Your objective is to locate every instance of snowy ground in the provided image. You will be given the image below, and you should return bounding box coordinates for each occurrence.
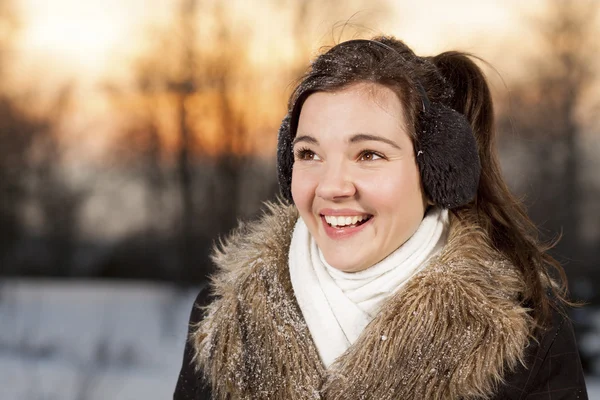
[0,280,199,400]
[0,280,599,400]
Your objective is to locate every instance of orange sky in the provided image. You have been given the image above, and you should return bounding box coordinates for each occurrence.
[12,0,598,241]
[14,0,549,83]
[15,0,170,81]
[10,0,550,162]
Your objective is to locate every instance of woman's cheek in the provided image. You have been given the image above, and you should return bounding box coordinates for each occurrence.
[291,168,316,206]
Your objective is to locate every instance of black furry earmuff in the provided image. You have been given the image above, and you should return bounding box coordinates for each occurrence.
[276,40,481,210]
[276,114,294,203]
[414,103,480,209]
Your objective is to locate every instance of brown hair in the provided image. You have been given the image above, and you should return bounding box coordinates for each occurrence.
[287,36,569,325]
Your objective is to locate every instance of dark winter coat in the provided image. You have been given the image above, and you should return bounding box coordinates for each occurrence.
[174,203,588,399]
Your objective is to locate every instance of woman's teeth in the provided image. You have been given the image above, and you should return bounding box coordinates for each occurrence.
[324,215,370,227]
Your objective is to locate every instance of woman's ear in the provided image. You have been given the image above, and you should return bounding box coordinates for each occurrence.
[421,190,435,207]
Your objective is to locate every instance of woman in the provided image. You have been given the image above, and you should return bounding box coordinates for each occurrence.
[174,37,588,399]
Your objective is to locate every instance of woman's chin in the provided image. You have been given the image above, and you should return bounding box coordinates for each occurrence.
[322,255,369,273]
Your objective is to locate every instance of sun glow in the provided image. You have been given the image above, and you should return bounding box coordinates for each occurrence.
[16,0,171,80]
[27,17,117,69]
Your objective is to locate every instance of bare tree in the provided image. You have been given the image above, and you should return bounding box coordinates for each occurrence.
[106,0,248,282]
[28,86,85,276]
[169,0,200,282]
[0,98,40,274]
[0,0,23,272]
[105,0,392,282]
[1,2,83,277]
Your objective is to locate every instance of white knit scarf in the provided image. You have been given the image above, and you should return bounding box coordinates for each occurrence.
[289,207,449,367]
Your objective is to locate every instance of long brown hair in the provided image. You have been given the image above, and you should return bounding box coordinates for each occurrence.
[287,36,569,325]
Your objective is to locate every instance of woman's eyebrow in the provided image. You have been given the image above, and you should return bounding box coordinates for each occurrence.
[349,133,401,149]
[292,135,319,146]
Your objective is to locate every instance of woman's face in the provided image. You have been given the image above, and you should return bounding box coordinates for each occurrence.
[291,82,427,272]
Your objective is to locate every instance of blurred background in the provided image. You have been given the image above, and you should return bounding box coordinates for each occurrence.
[0,0,598,398]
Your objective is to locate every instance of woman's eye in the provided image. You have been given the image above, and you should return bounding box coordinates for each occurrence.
[358,151,383,161]
[294,148,320,161]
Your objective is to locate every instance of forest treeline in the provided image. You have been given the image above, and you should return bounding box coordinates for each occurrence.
[0,0,598,301]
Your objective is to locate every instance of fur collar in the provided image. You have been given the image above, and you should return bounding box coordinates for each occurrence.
[192,202,533,400]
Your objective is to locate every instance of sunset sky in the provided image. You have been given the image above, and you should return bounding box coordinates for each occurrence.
[13,0,546,85]
[6,0,561,163]
[15,0,170,82]
[5,0,597,240]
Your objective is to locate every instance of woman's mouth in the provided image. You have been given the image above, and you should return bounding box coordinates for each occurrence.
[323,214,372,228]
[320,213,374,239]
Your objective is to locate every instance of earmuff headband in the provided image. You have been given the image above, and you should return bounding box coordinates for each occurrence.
[277,39,481,209]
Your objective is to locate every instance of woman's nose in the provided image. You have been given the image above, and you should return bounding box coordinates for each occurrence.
[315,163,356,200]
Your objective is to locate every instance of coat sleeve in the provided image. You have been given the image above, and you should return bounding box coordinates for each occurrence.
[173,288,213,400]
[494,307,588,400]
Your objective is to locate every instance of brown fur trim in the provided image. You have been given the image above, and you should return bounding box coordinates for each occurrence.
[192,202,533,399]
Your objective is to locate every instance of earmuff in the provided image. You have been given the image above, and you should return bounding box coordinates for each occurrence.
[276,40,481,209]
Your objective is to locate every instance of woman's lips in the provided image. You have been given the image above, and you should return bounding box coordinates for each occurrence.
[320,214,373,239]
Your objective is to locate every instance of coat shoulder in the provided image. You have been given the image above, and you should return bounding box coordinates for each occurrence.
[494,305,588,399]
[173,288,213,400]
[174,202,299,400]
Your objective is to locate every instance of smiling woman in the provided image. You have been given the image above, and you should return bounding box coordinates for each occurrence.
[174,37,588,400]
